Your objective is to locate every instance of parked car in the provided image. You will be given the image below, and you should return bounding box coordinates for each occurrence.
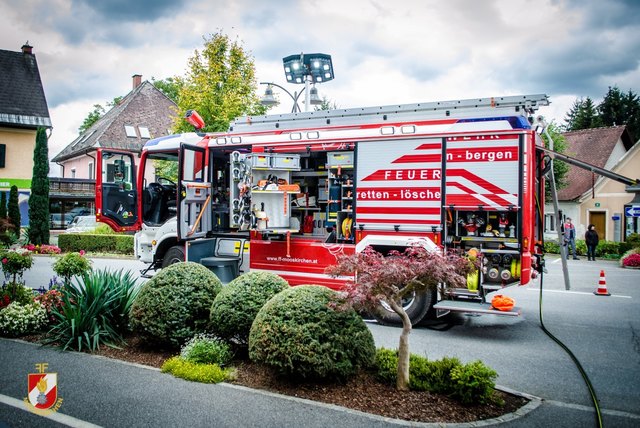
[64,215,97,233]
[50,208,92,228]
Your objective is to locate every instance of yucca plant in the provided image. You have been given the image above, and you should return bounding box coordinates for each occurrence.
[44,269,140,351]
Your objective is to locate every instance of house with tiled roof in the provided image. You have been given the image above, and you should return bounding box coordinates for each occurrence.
[544,126,640,241]
[0,43,51,226]
[49,75,177,228]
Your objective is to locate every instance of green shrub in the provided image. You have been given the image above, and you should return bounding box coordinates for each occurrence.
[52,252,92,284]
[249,285,376,381]
[90,224,116,235]
[44,269,140,351]
[180,334,233,366]
[130,262,222,348]
[0,302,47,337]
[411,356,462,394]
[1,283,36,306]
[543,240,560,254]
[374,348,398,384]
[450,360,498,405]
[545,239,631,258]
[373,349,463,394]
[57,234,134,254]
[596,240,621,257]
[161,356,230,383]
[210,271,289,346]
[626,233,640,248]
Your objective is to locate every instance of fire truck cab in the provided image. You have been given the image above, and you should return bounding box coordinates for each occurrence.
[96,94,549,325]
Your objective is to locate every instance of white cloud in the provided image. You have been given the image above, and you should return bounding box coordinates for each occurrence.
[1,0,639,170]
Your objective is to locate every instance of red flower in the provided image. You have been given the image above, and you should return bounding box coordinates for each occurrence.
[1,258,7,264]
[79,250,86,256]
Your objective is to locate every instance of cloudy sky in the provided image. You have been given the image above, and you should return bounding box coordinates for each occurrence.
[1,0,639,172]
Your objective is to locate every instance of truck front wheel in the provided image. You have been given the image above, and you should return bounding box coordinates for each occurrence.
[162,245,185,268]
[372,289,435,326]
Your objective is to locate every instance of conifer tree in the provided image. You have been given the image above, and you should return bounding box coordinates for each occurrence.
[28,127,50,244]
[8,185,20,230]
[0,191,6,218]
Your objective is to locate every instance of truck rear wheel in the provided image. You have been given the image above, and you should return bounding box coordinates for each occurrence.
[372,289,435,326]
[162,245,185,268]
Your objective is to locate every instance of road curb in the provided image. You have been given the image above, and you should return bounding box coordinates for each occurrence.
[7,338,543,427]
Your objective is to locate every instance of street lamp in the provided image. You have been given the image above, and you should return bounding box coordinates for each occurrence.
[260,52,333,112]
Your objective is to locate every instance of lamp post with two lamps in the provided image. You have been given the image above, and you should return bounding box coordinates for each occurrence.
[260,52,334,112]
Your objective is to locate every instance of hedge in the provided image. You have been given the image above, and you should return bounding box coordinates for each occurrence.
[543,238,638,259]
[57,234,134,254]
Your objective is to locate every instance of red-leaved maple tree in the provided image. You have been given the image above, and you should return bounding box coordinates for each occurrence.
[326,245,475,390]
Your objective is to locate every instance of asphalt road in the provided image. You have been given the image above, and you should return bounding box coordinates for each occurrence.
[371,256,640,426]
[2,254,639,427]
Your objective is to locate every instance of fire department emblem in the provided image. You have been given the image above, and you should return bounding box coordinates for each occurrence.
[24,363,63,414]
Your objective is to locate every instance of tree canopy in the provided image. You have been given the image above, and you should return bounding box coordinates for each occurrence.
[78,104,106,134]
[151,77,181,104]
[172,32,267,133]
[540,120,569,197]
[564,86,640,141]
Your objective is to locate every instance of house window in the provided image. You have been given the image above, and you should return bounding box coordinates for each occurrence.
[124,125,137,138]
[0,144,6,168]
[545,214,556,232]
[70,168,76,179]
[88,162,94,179]
[139,126,151,139]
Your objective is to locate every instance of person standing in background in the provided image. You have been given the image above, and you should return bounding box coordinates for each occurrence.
[585,224,599,261]
[563,217,579,260]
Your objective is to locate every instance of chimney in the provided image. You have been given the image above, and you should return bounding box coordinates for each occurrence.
[22,42,33,55]
[132,74,142,90]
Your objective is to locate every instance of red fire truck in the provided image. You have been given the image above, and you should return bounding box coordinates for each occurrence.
[96,94,550,325]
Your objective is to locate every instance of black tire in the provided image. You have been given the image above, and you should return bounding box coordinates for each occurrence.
[372,289,435,326]
[161,245,185,268]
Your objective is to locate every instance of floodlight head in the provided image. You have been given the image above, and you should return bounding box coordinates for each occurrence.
[283,53,334,84]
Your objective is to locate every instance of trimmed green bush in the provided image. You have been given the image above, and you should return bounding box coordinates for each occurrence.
[374,348,398,384]
[373,348,498,403]
[249,285,376,381]
[0,302,47,337]
[374,348,463,394]
[543,238,637,259]
[210,271,289,346]
[161,356,230,383]
[180,334,233,366]
[130,262,222,348]
[410,355,462,394]
[450,360,498,405]
[57,234,134,254]
[53,252,92,284]
[44,269,140,351]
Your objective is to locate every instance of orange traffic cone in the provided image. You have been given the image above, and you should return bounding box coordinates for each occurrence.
[594,270,611,296]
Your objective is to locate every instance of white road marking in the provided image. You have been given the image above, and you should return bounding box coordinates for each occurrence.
[0,393,103,428]
[546,399,640,420]
[527,288,631,298]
